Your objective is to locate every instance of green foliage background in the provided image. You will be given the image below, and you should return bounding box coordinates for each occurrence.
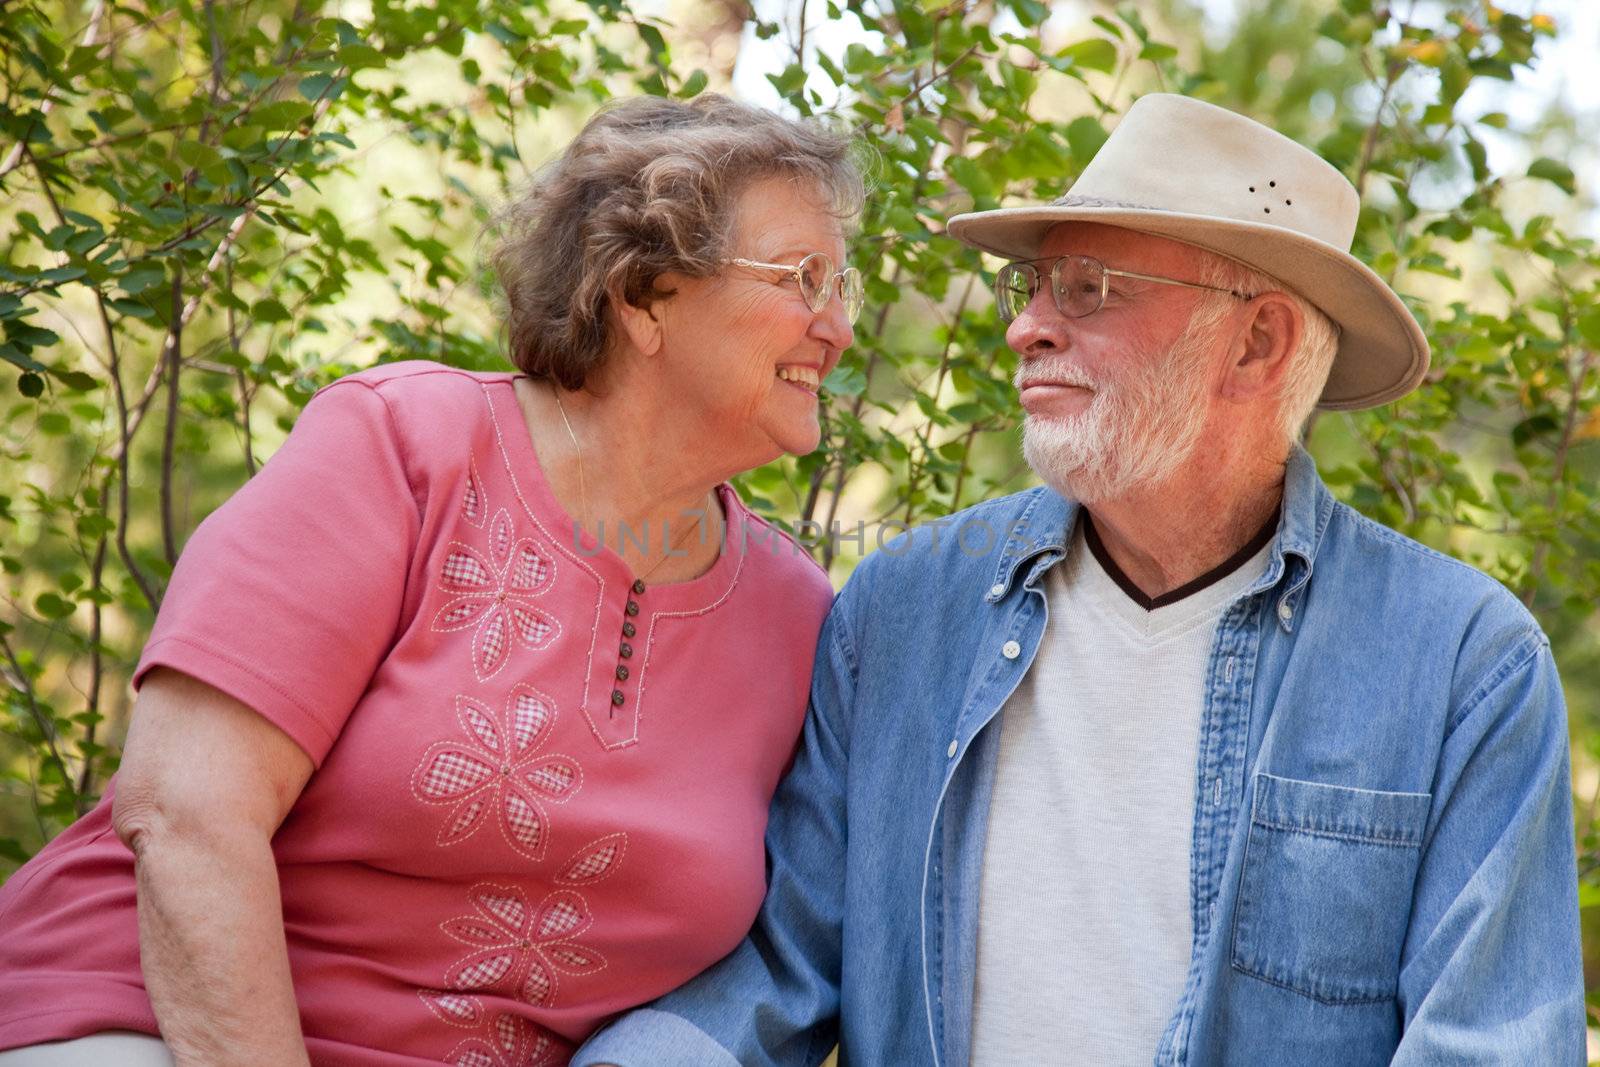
[3,0,1598,1038]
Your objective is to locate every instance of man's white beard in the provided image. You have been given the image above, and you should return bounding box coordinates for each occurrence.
[1019,328,1214,504]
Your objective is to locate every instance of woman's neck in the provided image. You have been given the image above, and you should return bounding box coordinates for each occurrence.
[513,375,728,584]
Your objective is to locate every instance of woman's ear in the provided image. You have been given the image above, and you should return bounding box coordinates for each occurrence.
[610,282,667,358]
[1220,292,1302,403]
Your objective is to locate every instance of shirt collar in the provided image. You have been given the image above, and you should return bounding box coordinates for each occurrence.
[983,446,1335,608]
[1242,445,1332,605]
[984,487,1077,603]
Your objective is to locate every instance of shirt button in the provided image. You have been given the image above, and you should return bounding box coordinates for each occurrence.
[619,642,633,658]
[632,579,646,595]
[616,665,629,681]
[946,739,959,758]
[1001,640,1021,660]
[622,622,636,638]
[611,689,625,706]
[988,582,1006,599]
[625,600,640,617]
[1278,600,1293,622]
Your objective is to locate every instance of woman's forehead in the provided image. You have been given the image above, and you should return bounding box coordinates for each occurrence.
[732,176,846,254]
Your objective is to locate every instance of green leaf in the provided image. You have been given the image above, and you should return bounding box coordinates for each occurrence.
[34,592,76,620]
[105,298,156,319]
[119,265,165,294]
[1526,158,1575,195]
[1576,307,1600,348]
[674,69,708,99]
[1066,116,1109,163]
[251,100,314,131]
[1060,38,1118,74]
[636,23,668,64]
[33,267,87,285]
[7,321,60,348]
[823,363,867,397]
[251,299,291,324]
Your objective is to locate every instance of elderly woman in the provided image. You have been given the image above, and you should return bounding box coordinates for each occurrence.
[0,94,863,1065]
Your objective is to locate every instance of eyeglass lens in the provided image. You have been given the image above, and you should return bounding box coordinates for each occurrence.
[797,253,865,324]
[994,256,1106,323]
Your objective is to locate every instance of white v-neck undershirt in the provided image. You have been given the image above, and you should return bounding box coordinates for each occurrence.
[970,517,1273,1065]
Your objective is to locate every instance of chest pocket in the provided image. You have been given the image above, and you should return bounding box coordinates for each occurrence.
[1230,772,1432,1004]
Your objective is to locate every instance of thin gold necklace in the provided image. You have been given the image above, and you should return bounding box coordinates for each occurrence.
[550,383,718,586]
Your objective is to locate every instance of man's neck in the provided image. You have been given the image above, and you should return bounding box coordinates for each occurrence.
[1082,450,1288,603]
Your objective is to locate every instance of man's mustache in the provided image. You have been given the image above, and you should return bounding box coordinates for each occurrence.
[1014,362,1100,391]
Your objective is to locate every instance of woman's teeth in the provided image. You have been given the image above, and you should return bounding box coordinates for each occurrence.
[776,366,820,390]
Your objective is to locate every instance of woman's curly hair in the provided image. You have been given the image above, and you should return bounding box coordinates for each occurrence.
[485,94,864,390]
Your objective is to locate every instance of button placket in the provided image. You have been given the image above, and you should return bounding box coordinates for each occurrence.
[610,580,648,717]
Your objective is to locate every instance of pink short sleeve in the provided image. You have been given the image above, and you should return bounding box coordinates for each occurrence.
[132,379,419,765]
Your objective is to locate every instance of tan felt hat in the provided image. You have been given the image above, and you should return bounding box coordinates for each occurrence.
[946,94,1430,410]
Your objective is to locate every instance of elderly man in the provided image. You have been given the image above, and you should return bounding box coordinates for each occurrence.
[575,95,1583,1066]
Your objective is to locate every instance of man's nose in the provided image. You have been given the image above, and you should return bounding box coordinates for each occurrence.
[1005,290,1070,358]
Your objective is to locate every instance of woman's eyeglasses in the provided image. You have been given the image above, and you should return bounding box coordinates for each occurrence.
[727,252,865,324]
[993,254,1251,324]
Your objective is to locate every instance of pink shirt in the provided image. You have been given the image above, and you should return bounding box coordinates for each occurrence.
[0,362,834,1065]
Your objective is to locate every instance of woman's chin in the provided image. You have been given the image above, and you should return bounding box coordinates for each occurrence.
[746,409,823,460]
[782,421,824,458]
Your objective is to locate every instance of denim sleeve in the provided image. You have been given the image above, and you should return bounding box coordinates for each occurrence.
[573,594,859,1067]
[1393,635,1586,1064]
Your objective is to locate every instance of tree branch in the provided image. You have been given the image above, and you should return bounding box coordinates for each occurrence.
[159,266,184,567]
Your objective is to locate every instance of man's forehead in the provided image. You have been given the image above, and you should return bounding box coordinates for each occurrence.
[1037,221,1205,269]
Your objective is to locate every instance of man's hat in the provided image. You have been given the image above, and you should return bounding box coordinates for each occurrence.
[946,94,1429,410]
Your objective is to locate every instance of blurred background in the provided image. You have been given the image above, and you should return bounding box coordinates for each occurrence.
[2,0,1597,1052]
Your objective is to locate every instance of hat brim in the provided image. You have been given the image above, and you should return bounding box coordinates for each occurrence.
[945,205,1430,411]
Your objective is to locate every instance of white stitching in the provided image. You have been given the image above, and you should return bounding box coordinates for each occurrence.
[410,687,582,861]
[482,382,606,731]
[630,492,750,749]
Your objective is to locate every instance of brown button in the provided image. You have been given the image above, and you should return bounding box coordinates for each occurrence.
[611,689,625,707]
[632,579,646,595]
[622,622,636,638]
[619,642,633,658]
[625,600,639,617]
[616,665,629,681]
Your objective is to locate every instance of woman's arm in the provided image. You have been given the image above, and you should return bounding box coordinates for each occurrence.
[112,667,316,1067]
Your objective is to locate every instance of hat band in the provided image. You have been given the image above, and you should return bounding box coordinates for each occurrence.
[1049,193,1161,210]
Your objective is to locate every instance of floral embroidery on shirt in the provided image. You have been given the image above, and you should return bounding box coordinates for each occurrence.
[462,460,487,529]
[447,1012,569,1067]
[554,833,627,887]
[418,989,485,1029]
[441,882,607,1007]
[412,686,583,861]
[435,502,561,681]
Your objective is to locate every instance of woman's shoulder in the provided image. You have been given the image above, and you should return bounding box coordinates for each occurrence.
[724,496,837,616]
[327,360,517,407]
[316,360,517,455]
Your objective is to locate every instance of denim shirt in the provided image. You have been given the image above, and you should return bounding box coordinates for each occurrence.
[576,449,1584,1067]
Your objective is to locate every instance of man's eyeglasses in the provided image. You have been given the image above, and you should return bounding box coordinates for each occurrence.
[727,252,865,324]
[993,254,1252,324]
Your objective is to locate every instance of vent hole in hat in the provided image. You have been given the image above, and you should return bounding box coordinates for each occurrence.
[1248,186,1256,192]
[1264,207,1271,213]
[1269,180,1276,187]
[1286,199,1292,205]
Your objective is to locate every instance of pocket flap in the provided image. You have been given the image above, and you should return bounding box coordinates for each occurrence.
[1251,773,1431,847]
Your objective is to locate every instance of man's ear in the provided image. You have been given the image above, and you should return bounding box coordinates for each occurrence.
[611,283,666,358]
[1221,292,1302,403]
